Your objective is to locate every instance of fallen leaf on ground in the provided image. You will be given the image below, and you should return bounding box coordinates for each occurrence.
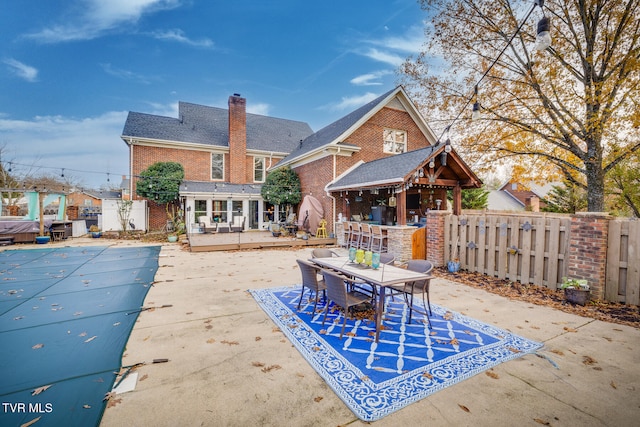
[206,338,216,344]
[32,343,44,349]
[534,418,551,425]
[139,374,149,381]
[221,340,239,345]
[422,372,434,379]
[582,356,597,365]
[550,349,564,356]
[564,327,578,332]
[458,404,470,412]
[32,385,52,395]
[610,381,617,389]
[314,396,323,402]
[255,336,261,341]
[485,370,499,379]
[252,361,265,367]
[261,364,281,373]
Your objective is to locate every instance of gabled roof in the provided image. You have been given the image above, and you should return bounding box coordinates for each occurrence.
[326,143,482,192]
[327,146,437,190]
[122,102,313,154]
[276,86,438,168]
[78,189,122,200]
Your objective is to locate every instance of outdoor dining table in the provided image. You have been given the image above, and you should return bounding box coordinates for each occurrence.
[309,256,432,342]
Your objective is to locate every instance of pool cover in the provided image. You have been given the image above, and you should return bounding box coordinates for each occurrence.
[0,245,161,426]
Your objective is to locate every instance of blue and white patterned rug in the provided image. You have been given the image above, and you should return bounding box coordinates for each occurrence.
[250,285,543,421]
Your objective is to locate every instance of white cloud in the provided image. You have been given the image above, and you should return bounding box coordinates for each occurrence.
[3,58,38,82]
[247,103,271,116]
[100,63,158,84]
[323,92,380,112]
[365,25,425,54]
[24,0,182,43]
[350,70,393,86]
[0,111,130,188]
[150,29,214,48]
[360,48,406,67]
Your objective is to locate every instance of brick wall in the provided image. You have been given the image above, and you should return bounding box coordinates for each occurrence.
[335,106,431,175]
[293,156,334,231]
[425,211,447,267]
[567,212,610,300]
[228,94,247,184]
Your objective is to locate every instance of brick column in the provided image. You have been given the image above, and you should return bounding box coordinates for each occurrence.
[6,205,19,216]
[567,212,610,300]
[425,211,447,267]
[67,205,79,220]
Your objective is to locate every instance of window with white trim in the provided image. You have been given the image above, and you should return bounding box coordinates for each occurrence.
[383,129,407,154]
[211,153,224,180]
[254,157,266,182]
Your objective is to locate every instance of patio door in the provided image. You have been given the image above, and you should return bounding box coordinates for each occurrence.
[248,200,259,230]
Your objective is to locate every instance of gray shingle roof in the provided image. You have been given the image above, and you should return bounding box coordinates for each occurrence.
[281,87,400,164]
[122,102,313,153]
[327,146,437,190]
[179,181,262,195]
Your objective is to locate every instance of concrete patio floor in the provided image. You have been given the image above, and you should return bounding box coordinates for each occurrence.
[6,238,637,426]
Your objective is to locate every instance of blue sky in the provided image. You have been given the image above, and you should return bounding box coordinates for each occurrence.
[0,0,428,189]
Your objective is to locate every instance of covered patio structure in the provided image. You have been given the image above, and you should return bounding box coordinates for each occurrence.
[326,142,482,225]
[326,142,481,262]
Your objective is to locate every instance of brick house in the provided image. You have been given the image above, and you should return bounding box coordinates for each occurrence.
[122,94,313,231]
[121,86,480,233]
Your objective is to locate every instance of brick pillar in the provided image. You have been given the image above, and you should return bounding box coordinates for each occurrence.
[228,94,247,184]
[67,205,79,220]
[425,211,447,267]
[567,212,610,300]
[6,205,19,216]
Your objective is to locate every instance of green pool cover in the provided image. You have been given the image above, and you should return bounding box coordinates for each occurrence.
[0,245,161,426]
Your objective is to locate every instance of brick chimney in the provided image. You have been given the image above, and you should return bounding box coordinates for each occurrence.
[228,93,247,184]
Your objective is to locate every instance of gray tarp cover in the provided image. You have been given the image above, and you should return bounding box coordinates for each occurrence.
[0,245,160,426]
[297,195,324,235]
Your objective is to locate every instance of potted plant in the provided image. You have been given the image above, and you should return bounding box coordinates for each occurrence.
[167,233,178,243]
[561,277,590,306]
[269,222,282,237]
[89,225,102,238]
[447,238,460,273]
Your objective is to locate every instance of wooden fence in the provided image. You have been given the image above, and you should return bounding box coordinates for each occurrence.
[444,212,640,304]
[445,212,571,289]
[606,219,640,305]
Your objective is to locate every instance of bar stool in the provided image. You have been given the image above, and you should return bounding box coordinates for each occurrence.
[349,222,361,248]
[316,219,327,238]
[359,223,372,250]
[370,225,387,252]
[341,221,351,247]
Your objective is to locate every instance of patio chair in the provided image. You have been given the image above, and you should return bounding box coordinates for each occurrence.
[198,216,217,233]
[311,248,340,258]
[379,253,395,265]
[341,221,351,248]
[230,215,245,232]
[296,259,327,314]
[387,259,434,328]
[321,269,374,339]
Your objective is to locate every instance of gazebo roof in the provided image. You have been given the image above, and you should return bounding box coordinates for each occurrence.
[326,143,481,192]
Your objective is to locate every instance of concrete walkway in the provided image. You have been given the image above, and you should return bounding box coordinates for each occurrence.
[51,241,636,427]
